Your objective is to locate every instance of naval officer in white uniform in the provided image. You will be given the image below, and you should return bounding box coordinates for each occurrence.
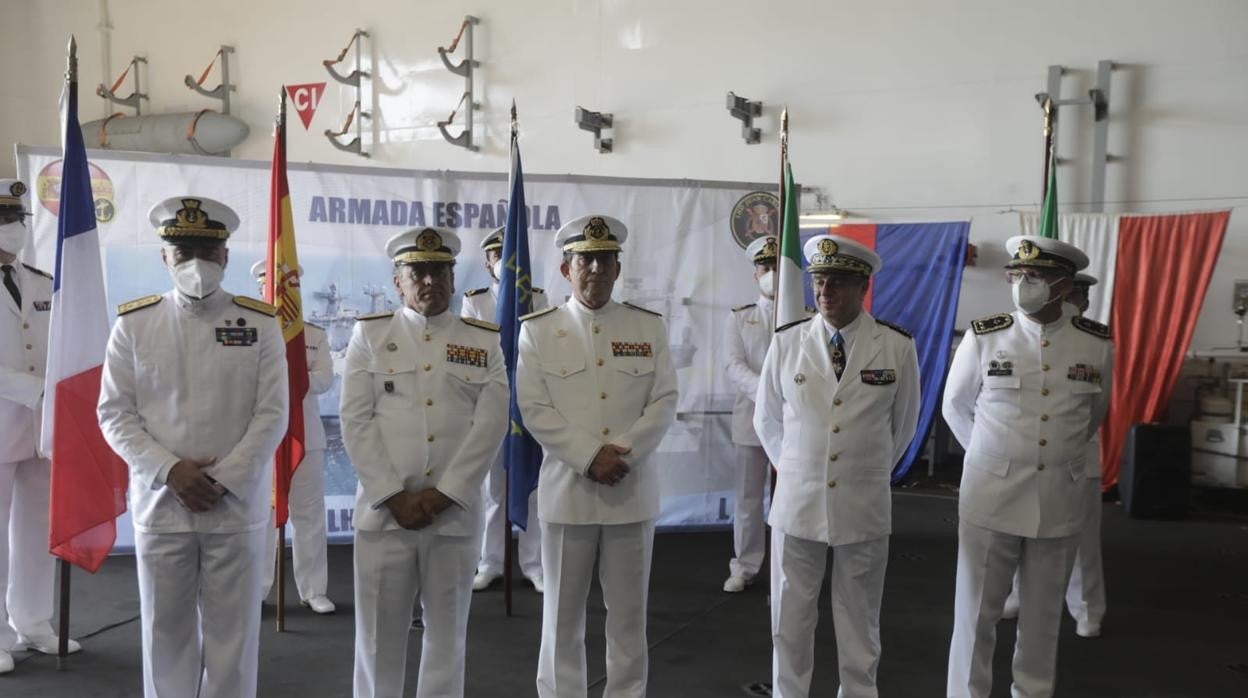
[517,215,678,698]
[341,226,508,698]
[251,260,336,615]
[944,236,1113,698]
[462,227,548,592]
[754,234,921,698]
[1001,272,1108,639]
[98,196,289,698]
[722,234,779,593]
[0,178,82,675]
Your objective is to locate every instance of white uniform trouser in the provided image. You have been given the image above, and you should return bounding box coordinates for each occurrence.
[948,522,1078,698]
[353,528,476,698]
[478,465,542,581]
[771,530,889,698]
[134,527,265,698]
[729,445,768,579]
[262,449,329,601]
[1002,479,1106,626]
[537,520,655,698]
[1065,478,1105,625]
[0,457,55,651]
[0,457,55,650]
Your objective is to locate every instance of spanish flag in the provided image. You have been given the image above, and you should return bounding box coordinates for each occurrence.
[264,88,308,526]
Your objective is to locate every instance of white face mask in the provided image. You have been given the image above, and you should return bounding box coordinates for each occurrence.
[0,220,26,255]
[758,270,775,298]
[1011,276,1060,315]
[169,258,224,299]
[491,260,503,282]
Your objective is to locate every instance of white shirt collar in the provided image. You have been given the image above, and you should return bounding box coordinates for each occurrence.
[173,288,231,317]
[401,305,454,331]
[567,297,616,321]
[821,310,864,346]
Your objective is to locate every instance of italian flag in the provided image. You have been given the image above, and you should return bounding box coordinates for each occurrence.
[774,161,806,328]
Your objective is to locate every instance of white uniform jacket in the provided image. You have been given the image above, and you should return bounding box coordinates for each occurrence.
[340,308,508,535]
[943,309,1114,539]
[97,290,290,534]
[724,297,774,447]
[461,283,548,326]
[754,313,921,547]
[302,323,333,450]
[0,263,51,462]
[517,299,679,526]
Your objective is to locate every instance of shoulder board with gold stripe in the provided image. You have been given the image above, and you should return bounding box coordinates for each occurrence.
[461,317,500,332]
[520,305,558,322]
[233,296,277,317]
[533,287,545,295]
[21,263,53,280]
[971,313,1014,335]
[623,301,662,318]
[1072,316,1112,339]
[877,319,913,339]
[117,294,162,316]
[464,287,489,297]
[777,316,812,333]
[732,303,757,313]
[358,311,393,321]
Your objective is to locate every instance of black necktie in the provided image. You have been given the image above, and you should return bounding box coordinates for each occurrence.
[1,265,19,309]
[830,331,845,380]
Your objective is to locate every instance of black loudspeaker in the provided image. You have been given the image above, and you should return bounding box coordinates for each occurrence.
[1119,423,1191,519]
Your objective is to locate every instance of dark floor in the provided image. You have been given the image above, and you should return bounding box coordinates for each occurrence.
[5,489,1248,697]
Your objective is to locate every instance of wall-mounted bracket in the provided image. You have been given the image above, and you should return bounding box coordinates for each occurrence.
[436,16,481,151]
[184,45,235,114]
[726,92,762,144]
[96,55,148,115]
[1033,60,1116,211]
[322,30,371,157]
[575,107,613,153]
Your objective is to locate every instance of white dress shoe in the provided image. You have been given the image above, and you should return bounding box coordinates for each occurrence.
[472,570,500,591]
[302,595,336,614]
[1076,620,1102,638]
[1001,597,1020,620]
[0,650,13,674]
[17,633,82,655]
[723,574,753,593]
[530,576,545,594]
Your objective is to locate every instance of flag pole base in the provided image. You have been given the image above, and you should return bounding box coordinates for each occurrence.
[57,559,71,670]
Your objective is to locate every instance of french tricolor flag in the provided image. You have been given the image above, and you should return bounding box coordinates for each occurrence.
[40,38,127,573]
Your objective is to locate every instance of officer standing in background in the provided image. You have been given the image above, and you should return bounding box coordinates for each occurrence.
[721,235,779,593]
[341,226,508,698]
[0,178,81,675]
[98,197,289,697]
[462,226,547,593]
[754,234,920,698]
[517,215,678,698]
[251,261,336,615]
[944,236,1113,698]
[1001,271,1107,639]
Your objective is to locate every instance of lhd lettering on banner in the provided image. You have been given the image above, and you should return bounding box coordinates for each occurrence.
[326,506,354,534]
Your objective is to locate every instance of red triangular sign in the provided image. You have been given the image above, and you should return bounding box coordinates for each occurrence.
[286,83,327,130]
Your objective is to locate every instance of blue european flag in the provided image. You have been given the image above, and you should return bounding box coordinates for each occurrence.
[496,131,543,530]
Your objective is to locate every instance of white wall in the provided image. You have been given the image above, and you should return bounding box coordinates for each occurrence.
[3,0,1246,349]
